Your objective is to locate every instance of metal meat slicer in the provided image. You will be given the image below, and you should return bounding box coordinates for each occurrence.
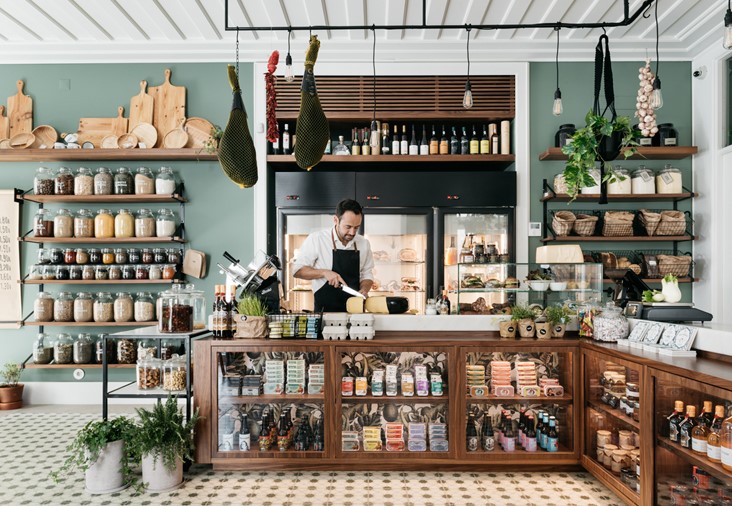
[217,250,281,312]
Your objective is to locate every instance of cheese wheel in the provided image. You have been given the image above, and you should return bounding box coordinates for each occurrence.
[346,297,365,314]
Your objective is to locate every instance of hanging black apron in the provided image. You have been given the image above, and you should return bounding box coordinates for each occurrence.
[313,232,360,312]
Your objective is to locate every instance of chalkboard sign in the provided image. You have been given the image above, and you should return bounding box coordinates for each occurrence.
[0,190,20,328]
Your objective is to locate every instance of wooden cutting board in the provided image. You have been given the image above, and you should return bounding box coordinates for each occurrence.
[112,106,128,136]
[0,105,8,139]
[148,68,186,147]
[129,80,153,131]
[78,105,127,147]
[7,80,32,136]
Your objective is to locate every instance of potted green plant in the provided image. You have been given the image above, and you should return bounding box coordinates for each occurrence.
[498,312,516,339]
[130,396,200,492]
[0,362,23,410]
[51,417,138,494]
[234,294,269,338]
[545,305,572,338]
[511,305,536,338]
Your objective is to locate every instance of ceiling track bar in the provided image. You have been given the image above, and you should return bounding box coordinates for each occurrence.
[224,0,655,33]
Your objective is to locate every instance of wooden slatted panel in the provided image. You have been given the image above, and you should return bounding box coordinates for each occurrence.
[275,76,515,120]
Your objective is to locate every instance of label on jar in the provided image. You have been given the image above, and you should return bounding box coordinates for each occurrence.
[692,437,707,453]
[707,443,721,461]
[720,445,732,467]
[640,171,652,183]
[664,137,677,146]
[564,138,573,146]
[639,137,653,146]
[661,172,674,185]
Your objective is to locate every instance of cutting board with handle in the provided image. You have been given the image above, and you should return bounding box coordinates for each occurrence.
[7,80,32,136]
[0,105,8,139]
[78,105,128,147]
[148,68,186,147]
[129,80,153,131]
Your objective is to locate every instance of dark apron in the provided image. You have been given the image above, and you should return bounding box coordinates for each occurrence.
[314,233,360,312]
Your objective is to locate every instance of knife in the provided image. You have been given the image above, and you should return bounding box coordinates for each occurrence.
[341,284,366,299]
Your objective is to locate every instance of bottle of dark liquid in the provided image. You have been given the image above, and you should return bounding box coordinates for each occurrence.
[271,126,280,155]
[351,128,361,155]
[362,128,371,155]
[400,125,408,155]
[535,411,545,449]
[540,413,550,450]
[460,127,469,154]
[469,125,479,154]
[313,418,325,451]
[525,415,537,452]
[480,125,490,154]
[439,125,449,154]
[409,125,419,155]
[482,415,495,451]
[701,400,714,427]
[668,400,685,442]
[450,127,459,154]
[546,417,559,452]
[239,413,250,451]
[392,124,400,155]
[466,412,478,451]
[429,125,438,155]
[517,408,526,447]
[212,285,220,338]
[282,124,291,155]
[295,415,311,451]
[503,417,516,452]
[420,125,429,155]
[381,123,391,154]
[679,405,697,449]
[227,285,239,339]
[277,413,289,451]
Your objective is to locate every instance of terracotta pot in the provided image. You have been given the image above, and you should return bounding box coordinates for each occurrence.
[233,315,268,339]
[552,323,567,338]
[535,322,552,340]
[0,384,23,410]
[499,320,516,339]
[85,440,128,494]
[517,319,535,338]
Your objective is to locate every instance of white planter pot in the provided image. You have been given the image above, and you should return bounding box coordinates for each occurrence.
[141,453,183,492]
[85,440,128,494]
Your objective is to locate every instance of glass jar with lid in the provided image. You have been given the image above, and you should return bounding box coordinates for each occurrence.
[135,264,150,280]
[42,265,57,280]
[185,284,207,330]
[69,265,82,280]
[114,209,135,238]
[55,265,70,281]
[88,248,102,264]
[580,168,601,194]
[101,248,115,265]
[53,333,73,364]
[138,338,158,360]
[75,248,89,265]
[594,302,630,342]
[137,357,162,389]
[134,292,156,322]
[653,123,678,147]
[95,334,115,364]
[94,167,114,195]
[162,264,176,280]
[156,166,177,194]
[128,248,141,264]
[73,333,94,364]
[54,291,74,322]
[93,292,114,322]
[63,248,76,265]
[141,248,154,264]
[114,248,128,264]
[160,339,179,360]
[108,265,122,280]
[94,209,114,238]
[34,208,55,237]
[74,167,94,195]
[113,292,134,322]
[158,289,193,333]
[554,124,576,148]
[53,209,74,238]
[82,265,95,280]
[425,298,437,315]
[121,264,135,280]
[74,292,94,322]
[163,354,187,391]
[33,292,55,322]
[55,167,75,195]
[37,248,51,265]
[135,209,155,237]
[34,167,55,195]
[32,333,53,364]
[135,166,155,194]
[167,248,183,265]
[114,167,134,195]
[656,164,683,194]
[153,248,167,264]
[27,264,44,281]
[156,209,177,237]
[49,247,63,264]
[73,209,95,238]
[94,265,109,281]
[148,264,162,280]
[117,338,136,364]
[631,166,656,194]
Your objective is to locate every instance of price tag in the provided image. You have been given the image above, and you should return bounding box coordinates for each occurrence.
[640,171,652,183]
[661,172,674,185]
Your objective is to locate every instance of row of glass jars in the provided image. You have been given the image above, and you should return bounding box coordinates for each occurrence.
[555,164,683,195]
[35,247,183,266]
[33,291,158,323]
[33,208,177,238]
[33,166,177,196]
[28,263,178,281]
[137,354,188,391]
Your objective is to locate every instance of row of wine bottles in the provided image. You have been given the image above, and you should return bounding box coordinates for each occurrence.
[467,407,560,453]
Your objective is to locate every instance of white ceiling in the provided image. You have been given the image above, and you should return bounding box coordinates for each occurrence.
[0,0,726,63]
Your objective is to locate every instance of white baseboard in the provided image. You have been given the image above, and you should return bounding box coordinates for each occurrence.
[23,382,163,405]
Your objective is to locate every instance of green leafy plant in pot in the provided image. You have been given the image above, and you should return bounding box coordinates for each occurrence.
[511,305,536,338]
[235,294,270,338]
[545,305,572,338]
[0,362,24,410]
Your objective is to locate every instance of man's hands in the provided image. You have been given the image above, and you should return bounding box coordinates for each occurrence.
[323,270,346,288]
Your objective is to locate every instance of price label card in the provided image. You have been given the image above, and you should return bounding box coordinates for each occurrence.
[0,190,20,328]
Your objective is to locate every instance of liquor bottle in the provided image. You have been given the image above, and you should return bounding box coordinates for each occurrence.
[450,127,459,154]
[541,413,550,450]
[221,414,235,451]
[691,411,710,455]
[211,285,220,338]
[667,400,684,442]
[381,123,391,155]
[269,412,278,441]
[460,127,469,154]
[503,417,516,452]
[480,125,490,154]
[481,415,495,451]
[701,401,714,427]
[525,415,537,452]
[313,418,325,452]
[491,123,499,154]
[439,289,451,315]
[409,124,419,155]
[392,124,400,155]
[420,125,429,155]
[282,124,291,155]
[517,408,526,447]
[546,417,559,452]
[469,126,479,154]
[679,405,697,449]
[221,286,233,339]
[227,285,238,339]
[217,285,227,338]
[295,415,311,451]
[277,413,289,451]
[439,125,449,154]
[429,125,438,154]
[362,129,371,155]
[535,411,545,449]
[351,128,361,155]
[271,126,280,155]
[333,135,350,155]
[466,413,479,451]
[239,413,250,451]
[707,405,725,462]
[400,125,408,155]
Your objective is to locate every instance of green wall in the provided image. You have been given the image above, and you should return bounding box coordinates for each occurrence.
[529,61,693,300]
[0,63,255,381]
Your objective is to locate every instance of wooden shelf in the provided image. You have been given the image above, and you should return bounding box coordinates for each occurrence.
[581,455,640,506]
[24,363,135,369]
[541,235,694,243]
[465,443,573,457]
[587,399,640,430]
[538,146,698,161]
[220,394,325,403]
[541,192,696,203]
[23,279,179,285]
[275,111,515,121]
[24,320,157,327]
[342,395,448,402]
[21,193,186,204]
[21,236,185,244]
[656,438,732,484]
[268,154,515,165]
[218,449,325,457]
[467,394,574,403]
[602,277,695,284]
[0,148,216,162]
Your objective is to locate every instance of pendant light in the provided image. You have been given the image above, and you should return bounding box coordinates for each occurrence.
[463,26,473,109]
[369,26,380,153]
[284,29,294,82]
[650,0,663,109]
[552,27,563,116]
[724,0,732,49]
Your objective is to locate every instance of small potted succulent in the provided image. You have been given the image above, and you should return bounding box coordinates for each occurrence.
[545,305,572,338]
[234,294,270,338]
[0,362,23,410]
[511,305,536,338]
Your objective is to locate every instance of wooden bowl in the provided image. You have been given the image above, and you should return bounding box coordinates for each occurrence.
[130,122,157,149]
[184,117,214,149]
[101,135,119,149]
[0,139,10,149]
[117,133,139,149]
[9,132,35,149]
[31,125,58,148]
[163,126,188,149]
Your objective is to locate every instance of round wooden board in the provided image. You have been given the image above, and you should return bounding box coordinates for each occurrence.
[0,139,10,149]
[9,132,35,149]
[31,125,58,148]
[130,122,157,149]
[117,133,139,149]
[101,135,119,149]
[163,127,188,149]
[184,117,214,149]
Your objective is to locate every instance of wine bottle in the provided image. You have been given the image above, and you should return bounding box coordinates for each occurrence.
[351,128,360,155]
[420,125,429,155]
[429,125,438,155]
[381,122,391,154]
[282,124,291,155]
[466,412,478,451]
[480,125,490,154]
[450,127,459,154]
[439,125,449,154]
[362,128,371,155]
[400,124,409,155]
[392,124,400,155]
[469,125,479,154]
[409,125,419,155]
[460,126,469,154]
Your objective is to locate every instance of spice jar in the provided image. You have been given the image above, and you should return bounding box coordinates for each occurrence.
[113,292,134,322]
[49,248,63,264]
[653,123,678,147]
[82,265,95,280]
[554,123,576,148]
[141,248,154,264]
[93,292,114,322]
[594,303,629,342]
[138,338,157,359]
[114,248,128,264]
[135,209,155,237]
[56,265,70,280]
[34,167,55,195]
[153,248,167,264]
[155,166,177,194]
[63,248,76,264]
[114,209,135,238]
[156,209,177,237]
[163,355,187,391]
[42,265,57,280]
[27,264,43,280]
[148,264,162,280]
[94,209,115,238]
[137,357,162,389]
[74,209,95,238]
[55,167,75,195]
[114,167,134,195]
[135,166,155,194]
[135,264,150,280]
[94,167,113,195]
[37,249,51,265]
[167,248,182,265]
[34,208,55,237]
[121,265,135,280]
[160,339,179,360]
[54,291,74,322]
[631,166,656,194]
[53,333,73,364]
[128,248,141,263]
[607,167,631,195]
[73,333,94,364]
[117,338,136,364]
[100,248,114,265]
[54,208,74,238]
[159,290,193,333]
[74,167,94,195]
[75,248,89,265]
[95,265,109,281]
[108,265,122,280]
[162,264,176,280]
[33,292,55,322]
[69,265,82,280]
[74,292,94,322]
[656,164,683,194]
[32,333,53,364]
[95,334,115,364]
[88,248,101,264]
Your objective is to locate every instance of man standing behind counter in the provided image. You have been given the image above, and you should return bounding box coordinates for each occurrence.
[293,199,374,312]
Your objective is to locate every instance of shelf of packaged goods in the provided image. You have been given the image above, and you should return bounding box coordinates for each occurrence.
[22,278,180,285]
[0,148,217,162]
[581,455,640,506]
[24,320,157,327]
[24,363,135,369]
[220,394,325,403]
[342,395,448,402]
[21,237,186,244]
[656,437,732,484]
[540,192,696,203]
[602,277,696,284]
[538,146,698,161]
[20,193,186,204]
[587,399,640,431]
[215,450,325,458]
[267,154,515,164]
[467,394,573,403]
[541,235,694,243]
[340,449,450,458]
[108,382,185,398]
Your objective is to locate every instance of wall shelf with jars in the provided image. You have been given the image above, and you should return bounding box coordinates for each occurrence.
[538,146,698,161]
[0,148,216,163]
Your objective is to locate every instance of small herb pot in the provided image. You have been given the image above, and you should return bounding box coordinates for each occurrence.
[552,323,567,338]
[499,320,516,339]
[518,318,535,338]
[535,321,552,340]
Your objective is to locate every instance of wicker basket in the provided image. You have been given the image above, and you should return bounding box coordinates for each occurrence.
[602,211,635,237]
[638,209,661,236]
[574,213,599,236]
[656,210,687,236]
[656,254,692,277]
[552,211,576,236]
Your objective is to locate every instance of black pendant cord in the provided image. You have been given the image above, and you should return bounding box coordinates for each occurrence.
[466,25,471,81]
[372,25,377,124]
[235,28,240,78]
[555,27,560,92]
[654,0,660,78]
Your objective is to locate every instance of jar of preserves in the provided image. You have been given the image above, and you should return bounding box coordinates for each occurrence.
[94,265,108,280]
[156,208,177,237]
[134,292,156,322]
[63,247,76,265]
[53,208,74,238]
[594,303,630,342]
[32,333,53,364]
[34,167,55,195]
[54,291,74,322]
[114,248,128,264]
[167,248,182,265]
[75,248,89,265]
[93,292,114,322]
[128,248,141,263]
[114,209,135,238]
[82,265,95,280]
[121,264,135,280]
[53,333,73,364]
[159,290,193,333]
[135,166,155,194]
[653,123,678,147]
[148,264,162,280]
[55,167,75,195]
[73,333,94,364]
[114,167,134,195]
[631,166,656,194]
[113,292,134,322]
[108,265,122,280]
[137,357,162,389]
[153,248,167,264]
[141,248,154,264]
[33,291,55,322]
[656,164,683,194]
[138,338,158,359]
[94,167,114,195]
[88,248,102,264]
[135,264,150,280]
[74,167,94,195]
[163,354,187,391]
[34,208,55,237]
[101,248,115,265]
[74,209,95,238]
[156,166,177,194]
[116,338,136,364]
[69,265,82,280]
[554,123,576,148]
[134,209,155,237]
[73,292,94,322]
[162,264,176,280]
[186,284,207,330]
[94,209,115,239]
[55,265,70,280]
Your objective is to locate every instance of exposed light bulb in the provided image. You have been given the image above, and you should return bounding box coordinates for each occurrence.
[463,80,473,109]
[725,9,732,49]
[650,77,663,109]
[552,88,563,116]
[284,53,294,82]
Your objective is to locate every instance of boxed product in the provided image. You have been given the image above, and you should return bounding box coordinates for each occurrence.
[386,364,399,396]
[371,370,384,396]
[415,365,430,396]
[401,372,415,396]
[355,376,369,396]
[342,431,360,452]
[430,373,444,396]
